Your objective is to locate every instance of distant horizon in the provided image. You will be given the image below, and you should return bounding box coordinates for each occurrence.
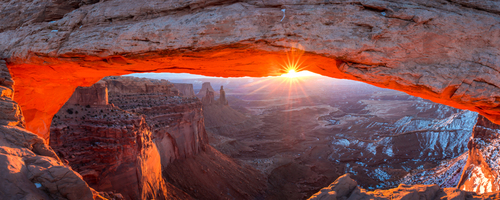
[125,70,322,80]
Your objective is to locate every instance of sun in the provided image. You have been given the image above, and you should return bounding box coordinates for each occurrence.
[281,68,299,78]
[278,43,308,79]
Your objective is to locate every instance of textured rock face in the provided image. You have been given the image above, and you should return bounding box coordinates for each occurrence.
[103,76,267,199]
[386,114,500,194]
[66,81,108,106]
[173,83,195,97]
[401,153,468,188]
[309,174,500,200]
[103,76,207,167]
[458,115,500,193]
[197,82,215,98]
[50,102,169,200]
[201,88,216,105]
[201,83,228,106]
[105,76,178,96]
[219,86,228,105]
[0,60,97,200]
[3,0,500,139]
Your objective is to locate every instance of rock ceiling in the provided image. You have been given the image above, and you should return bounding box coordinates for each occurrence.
[1,0,499,138]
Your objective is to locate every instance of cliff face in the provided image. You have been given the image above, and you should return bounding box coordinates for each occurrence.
[50,82,171,200]
[103,76,266,199]
[105,76,179,96]
[173,83,195,97]
[65,81,108,106]
[458,115,500,193]
[197,82,215,98]
[0,61,97,200]
[401,153,469,188]
[105,77,207,166]
[399,115,500,193]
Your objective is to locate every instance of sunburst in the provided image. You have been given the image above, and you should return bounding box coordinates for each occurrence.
[279,43,308,79]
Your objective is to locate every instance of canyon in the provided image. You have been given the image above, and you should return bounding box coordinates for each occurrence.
[196,77,483,199]
[2,62,500,199]
[1,0,500,199]
[49,76,266,199]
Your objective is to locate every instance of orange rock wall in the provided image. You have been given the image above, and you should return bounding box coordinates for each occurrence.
[50,103,170,200]
[458,115,500,193]
[3,1,500,138]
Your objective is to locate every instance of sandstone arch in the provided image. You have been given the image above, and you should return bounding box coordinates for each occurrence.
[2,0,500,141]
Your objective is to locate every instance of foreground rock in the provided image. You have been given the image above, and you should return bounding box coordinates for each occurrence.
[0,60,98,200]
[309,174,500,200]
[401,113,500,194]
[458,115,500,193]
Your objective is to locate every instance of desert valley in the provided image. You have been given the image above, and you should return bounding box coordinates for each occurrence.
[41,73,494,199]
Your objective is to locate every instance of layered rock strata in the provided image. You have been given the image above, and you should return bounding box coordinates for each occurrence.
[102,76,266,199]
[50,82,170,200]
[458,115,500,193]
[0,60,98,200]
[401,153,468,188]
[105,76,179,96]
[173,83,195,97]
[197,82,215,98]
[105,78,207,166]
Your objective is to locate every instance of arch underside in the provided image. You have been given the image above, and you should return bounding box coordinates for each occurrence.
[2,0,500,138]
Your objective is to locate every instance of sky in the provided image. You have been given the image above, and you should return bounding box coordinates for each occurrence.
[126,70,322,80]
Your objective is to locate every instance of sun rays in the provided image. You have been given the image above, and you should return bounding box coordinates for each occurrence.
[279,43,308,78]
[238,43,321,111]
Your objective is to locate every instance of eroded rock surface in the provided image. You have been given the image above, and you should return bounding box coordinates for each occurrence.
[101,76,266,199]
[458,115,500,193]
[309,174,500,200]
[401,153,468,188]
[3,0,500,138]
[197,82,216,98]
[0,60,97,200]
[50,80,173,199]
[104,77,206,165]
[173,83,195,97]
